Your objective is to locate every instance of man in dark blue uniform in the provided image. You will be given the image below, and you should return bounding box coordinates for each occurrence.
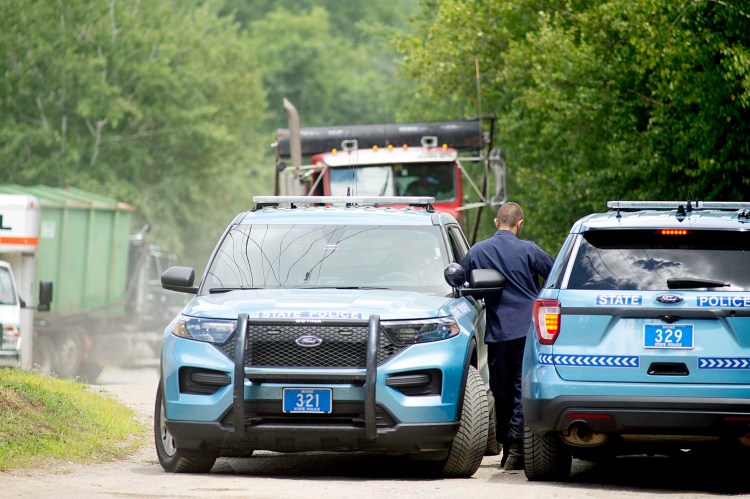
[461,202,554,471]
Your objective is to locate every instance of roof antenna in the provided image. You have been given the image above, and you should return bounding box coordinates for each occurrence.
[686,191,693,213]
[610,200,622,218]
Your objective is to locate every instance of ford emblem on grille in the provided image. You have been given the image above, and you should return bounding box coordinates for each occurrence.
[656,294,683,304]
[295,335,323,347]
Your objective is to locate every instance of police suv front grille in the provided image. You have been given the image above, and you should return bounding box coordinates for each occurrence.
[214,322,408,367]
[249,323,368,368]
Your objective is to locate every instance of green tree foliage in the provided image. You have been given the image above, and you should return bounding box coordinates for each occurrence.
[222,0,419,127]
[0,0,270,265]
[398,0,750,253]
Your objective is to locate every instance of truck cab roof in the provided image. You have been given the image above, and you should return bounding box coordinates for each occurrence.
[313,146,458,168]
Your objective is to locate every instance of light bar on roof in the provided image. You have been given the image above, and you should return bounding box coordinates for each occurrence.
[253,196,435,206]
[607,201,750,211]
[607,201,687,210]
[699,201,750,209]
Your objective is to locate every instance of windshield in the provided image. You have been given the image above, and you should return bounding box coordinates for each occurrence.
[329,162,456,201]
[0,267,17,305]
[203,224,452,295]
[566,229,750,291]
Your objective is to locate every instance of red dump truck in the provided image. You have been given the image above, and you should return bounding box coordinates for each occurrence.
[273,100,507,242]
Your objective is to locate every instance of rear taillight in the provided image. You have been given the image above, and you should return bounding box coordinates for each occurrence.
[534,299,561,345]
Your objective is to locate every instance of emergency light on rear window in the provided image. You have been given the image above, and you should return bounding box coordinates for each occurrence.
[660,229,688,236]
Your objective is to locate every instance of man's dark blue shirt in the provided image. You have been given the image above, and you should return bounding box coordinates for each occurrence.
[461,230,554,342]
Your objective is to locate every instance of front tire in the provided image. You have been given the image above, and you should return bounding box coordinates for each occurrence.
[32,335,54,375]
[154,383,217,473]
[485,390,501,456]
[524,425,572,481]
[440,366,489,477]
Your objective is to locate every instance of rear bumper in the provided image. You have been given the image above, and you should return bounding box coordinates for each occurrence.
[524,395,750,436]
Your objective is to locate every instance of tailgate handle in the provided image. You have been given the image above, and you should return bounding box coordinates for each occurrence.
[647,362,689,376]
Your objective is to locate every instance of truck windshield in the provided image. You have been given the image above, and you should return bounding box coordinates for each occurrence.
[0,267,17,305]
[203,224,452,295]
[566,229,750,291]
[329,162,456,201]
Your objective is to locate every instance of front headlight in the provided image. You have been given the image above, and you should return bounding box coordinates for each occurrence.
[171,315,236,344]
[381,317,460,345]
[2,325,20,348]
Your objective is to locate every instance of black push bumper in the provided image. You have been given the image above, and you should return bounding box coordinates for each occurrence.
[168,313,460,454]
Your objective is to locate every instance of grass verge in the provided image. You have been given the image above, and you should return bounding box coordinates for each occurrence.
[0,367,144,471]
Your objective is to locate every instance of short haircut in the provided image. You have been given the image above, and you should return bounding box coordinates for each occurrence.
[496,202,524,227]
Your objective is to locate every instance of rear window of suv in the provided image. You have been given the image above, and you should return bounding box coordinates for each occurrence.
[566,229,750,291]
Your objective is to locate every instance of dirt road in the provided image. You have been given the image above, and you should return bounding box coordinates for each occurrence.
[2,367,748,498]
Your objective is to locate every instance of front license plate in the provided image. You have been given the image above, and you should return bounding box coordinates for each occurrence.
[643,324,694,349]
[282,388,332,414]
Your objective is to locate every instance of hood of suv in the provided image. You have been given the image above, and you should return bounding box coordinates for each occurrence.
[184,288,453,321]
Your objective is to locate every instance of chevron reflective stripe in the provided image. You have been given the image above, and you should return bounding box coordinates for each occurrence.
[538,354,639,367]
[698,358,750,369]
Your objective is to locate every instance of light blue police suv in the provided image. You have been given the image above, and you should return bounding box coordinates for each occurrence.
[155,196,504,477]
[523,200,750,481]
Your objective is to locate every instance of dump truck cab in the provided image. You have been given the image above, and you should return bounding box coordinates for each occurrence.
[306,140,464,225]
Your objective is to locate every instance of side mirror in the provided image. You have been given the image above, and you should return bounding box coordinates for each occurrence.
[161,266,198,294]
[444,263,466,288]
[38,281,53,311]
[460,269,506,298]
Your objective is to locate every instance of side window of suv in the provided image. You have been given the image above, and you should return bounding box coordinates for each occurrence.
[446,225,469,262]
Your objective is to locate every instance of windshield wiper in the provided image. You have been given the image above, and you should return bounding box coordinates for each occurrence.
[667,278,730,289]
[297,286,388,290]
[208,287,258,294]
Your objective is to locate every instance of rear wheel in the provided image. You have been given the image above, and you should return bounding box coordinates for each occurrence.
[154,383,217,473]
[440,366,489,477]
[79,362,104,384]
[54,331,82,379]
[524,425,572,481]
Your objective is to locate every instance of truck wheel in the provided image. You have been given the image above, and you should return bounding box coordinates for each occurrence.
[524,425,572,481]
[485,390,501,456]
[79,362,104,384]
[154,383,217,473]
[54,332,83,379]
[32,335,54,375]
[440,365,489,477]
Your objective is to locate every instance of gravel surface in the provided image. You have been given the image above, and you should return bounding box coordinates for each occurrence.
[2,367,747,498]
